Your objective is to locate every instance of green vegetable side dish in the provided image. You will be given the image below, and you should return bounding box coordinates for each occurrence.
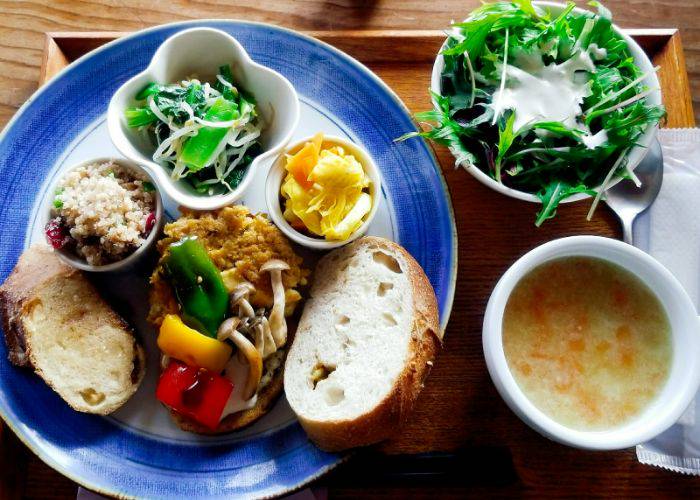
[125,64,263,196]
[163,237,229,338]
[401,1,665,225]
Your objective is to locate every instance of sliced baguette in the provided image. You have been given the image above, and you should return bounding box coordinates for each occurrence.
[284,236,441,451]
[0,244,145,415]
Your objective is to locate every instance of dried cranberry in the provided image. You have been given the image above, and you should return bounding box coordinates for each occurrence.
[145,212,156,234]
[45,218,68,249]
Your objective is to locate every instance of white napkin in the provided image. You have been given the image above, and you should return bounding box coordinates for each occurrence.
[634,128,700,473]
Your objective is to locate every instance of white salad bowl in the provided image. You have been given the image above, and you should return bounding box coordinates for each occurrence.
[44,157,164,273]
[107,27,300,211]
[483,236,700,450]
[265,135,382,250]
[430,1,662,204]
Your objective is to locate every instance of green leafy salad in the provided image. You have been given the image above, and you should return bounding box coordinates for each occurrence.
[401,1,665,225]
[125,65,262,195]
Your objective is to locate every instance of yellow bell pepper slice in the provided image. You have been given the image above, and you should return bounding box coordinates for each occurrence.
[157,314,232,372]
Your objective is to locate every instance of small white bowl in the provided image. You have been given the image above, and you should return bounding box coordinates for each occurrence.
[431,1,662,204]
[45,157,164,273]
[483,236,700,450]
[107,27,300,211]
[265,135,381,250]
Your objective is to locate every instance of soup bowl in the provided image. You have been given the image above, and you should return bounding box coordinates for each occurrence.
[483,236,700,450]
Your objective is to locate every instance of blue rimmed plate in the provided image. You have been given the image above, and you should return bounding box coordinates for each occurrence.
[0,21,456,499]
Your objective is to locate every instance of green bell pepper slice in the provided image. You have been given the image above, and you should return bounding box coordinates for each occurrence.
[180,97,239,172]
[163,237,228,337]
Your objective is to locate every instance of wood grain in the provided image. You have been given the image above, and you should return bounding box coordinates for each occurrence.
[2,0,700,125]
[37,29,696,130]
[2,7,700,500]
[653,31,696,127]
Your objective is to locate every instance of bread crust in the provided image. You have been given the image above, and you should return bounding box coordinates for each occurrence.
[0,292,32,367]
[0,245,146,415]
[290,236,441,452]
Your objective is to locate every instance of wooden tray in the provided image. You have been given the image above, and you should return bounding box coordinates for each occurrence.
[41,29,695,128]
[7,28,698,497]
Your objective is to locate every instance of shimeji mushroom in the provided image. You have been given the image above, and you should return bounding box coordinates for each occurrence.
[253,315,277,359]
[231,282,256,318]
[260,316,277,356]
[217,317,262,401]
[260,259,290,348]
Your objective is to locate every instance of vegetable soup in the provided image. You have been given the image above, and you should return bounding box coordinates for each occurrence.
[503,257,672,431]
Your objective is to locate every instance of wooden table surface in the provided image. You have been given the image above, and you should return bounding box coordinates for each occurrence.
[2,1,700,498]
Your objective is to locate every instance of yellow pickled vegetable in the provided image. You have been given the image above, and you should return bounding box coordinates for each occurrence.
[281,133,372,241]
[157,314,232,372]
[286,133,322,190]
[322,192,372,240]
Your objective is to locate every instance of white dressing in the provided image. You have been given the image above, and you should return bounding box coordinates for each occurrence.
[581,129,608,149]
[588,43,607,61]
[490,48,596,132]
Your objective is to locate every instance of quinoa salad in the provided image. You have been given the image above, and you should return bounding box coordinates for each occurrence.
[45,161,157,265]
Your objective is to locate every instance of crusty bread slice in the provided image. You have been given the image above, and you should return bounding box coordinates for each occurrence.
[0,244,72,367]
[0,245,145,415]
[284,236,441,451]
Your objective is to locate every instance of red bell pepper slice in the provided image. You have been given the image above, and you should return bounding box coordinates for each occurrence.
[156,360,233,430]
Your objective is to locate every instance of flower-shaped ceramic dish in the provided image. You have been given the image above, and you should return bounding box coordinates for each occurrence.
[265,135,382,250]
[44,157,164,273]
[430,1,662,205]
[107,27,300,210]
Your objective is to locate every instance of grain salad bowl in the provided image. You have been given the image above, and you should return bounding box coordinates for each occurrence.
[107,27,300,211]
[430,1,662,206]
[44,157,164,273]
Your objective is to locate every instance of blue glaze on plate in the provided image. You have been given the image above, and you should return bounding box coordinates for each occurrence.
[0,21,456,498]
